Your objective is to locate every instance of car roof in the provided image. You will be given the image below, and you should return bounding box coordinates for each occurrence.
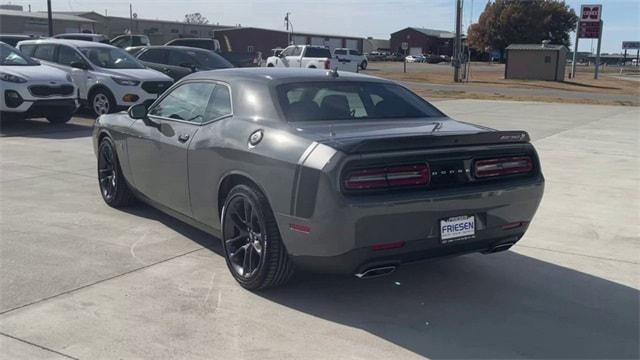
[167,38,213,42]
[54,33,105,37]
[17,38,115,48]
[185,67,391,84]
[140,45,212,52]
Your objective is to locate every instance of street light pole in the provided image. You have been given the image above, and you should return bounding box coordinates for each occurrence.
[47,0,53,36]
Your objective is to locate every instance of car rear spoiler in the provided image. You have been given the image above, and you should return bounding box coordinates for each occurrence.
[322,131,531,154]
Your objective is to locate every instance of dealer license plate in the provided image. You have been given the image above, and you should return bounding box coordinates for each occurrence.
[440,216,475,243]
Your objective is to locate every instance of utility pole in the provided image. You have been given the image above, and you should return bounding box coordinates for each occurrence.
[594,20,603,79]
[129,4,133,35]
[47,0,53,36]
[285,12,291,45]
[453,0,462,82]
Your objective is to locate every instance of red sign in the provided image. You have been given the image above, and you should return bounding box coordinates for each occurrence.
[580,4,602,22]
[578,21,601,39]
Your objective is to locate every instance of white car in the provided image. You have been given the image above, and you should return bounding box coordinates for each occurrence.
[18,39,173,116]
[0,42,78,123]
[266,45,360,72]
[333,48,368,70]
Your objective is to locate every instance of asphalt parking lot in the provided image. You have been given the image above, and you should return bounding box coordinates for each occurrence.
[1,100,638,359]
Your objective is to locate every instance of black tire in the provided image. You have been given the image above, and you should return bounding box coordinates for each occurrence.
[97,137,135,208]
[46,114,72,124]
[89,88,116,117]
[221,184,294,290]
[267,63,274,67]
[360,60,368,70]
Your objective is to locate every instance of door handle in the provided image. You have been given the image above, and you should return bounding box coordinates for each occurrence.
[178,134,190,143]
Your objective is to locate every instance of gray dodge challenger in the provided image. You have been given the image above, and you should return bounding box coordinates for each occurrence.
[93,68,544,290]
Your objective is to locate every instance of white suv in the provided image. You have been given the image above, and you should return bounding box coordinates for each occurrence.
[18,39,173,116]
[333,48,368,70]
[0,42,78,123]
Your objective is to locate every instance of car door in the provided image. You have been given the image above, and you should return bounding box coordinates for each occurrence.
[287,46,303,67]
[127,81,216,215]
[56,45,91,99]
[166,49,196,80]
[136,48,171,76]
[277,46,294,67]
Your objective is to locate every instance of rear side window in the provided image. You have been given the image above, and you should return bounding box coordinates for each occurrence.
[168,50,194,66]
[334,49,347,55]
[350,50,362,56]
[19,44,36,56]
[278,82,443,122]
[33,44,56,61]
[138,48,168,63]
[204,85,232,120]
[304,47,331,58]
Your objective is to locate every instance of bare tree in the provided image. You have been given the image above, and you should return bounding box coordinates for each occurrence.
[184,12,209,25]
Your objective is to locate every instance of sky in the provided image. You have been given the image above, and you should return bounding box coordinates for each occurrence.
[4,0,639,53]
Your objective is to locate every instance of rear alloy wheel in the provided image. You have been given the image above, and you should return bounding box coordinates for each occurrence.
[222,185,293,290]
[91,89,114,116]
[97,138,134,207]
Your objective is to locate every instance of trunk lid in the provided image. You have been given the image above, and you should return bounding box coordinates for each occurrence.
[290,118,530,154]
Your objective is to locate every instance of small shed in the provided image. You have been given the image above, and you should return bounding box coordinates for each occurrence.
[505,42,568,81]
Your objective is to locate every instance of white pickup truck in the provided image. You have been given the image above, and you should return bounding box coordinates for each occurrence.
[266,45,358,72]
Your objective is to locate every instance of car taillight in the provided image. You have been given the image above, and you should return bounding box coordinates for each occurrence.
[474,156,533,178]
[344,164,429,190]
[324,59,331,69]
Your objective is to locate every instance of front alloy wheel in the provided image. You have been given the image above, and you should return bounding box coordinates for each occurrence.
[97,138,134,207]
[92,91,112,116]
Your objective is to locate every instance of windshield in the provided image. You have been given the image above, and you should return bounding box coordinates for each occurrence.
[278,82,444,122]
[190,50,233,69]
[0,43,38,66]
[80,47,144,69]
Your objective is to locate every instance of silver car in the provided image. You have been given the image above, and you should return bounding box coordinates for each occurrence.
[93,68,544,290]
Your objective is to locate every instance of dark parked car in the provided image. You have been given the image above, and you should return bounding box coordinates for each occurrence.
[0,34,38,47]
[165,38,220,52]
[132,46,233,81]
[93,68,544,290]
[110,34,150,49]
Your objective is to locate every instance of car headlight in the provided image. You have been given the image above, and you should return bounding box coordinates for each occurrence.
[0,72,27,83]
[111,77,140,86]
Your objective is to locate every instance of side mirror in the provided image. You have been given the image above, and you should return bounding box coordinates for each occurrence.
[128,103,148,120]
[70,61,88,70]
[179,62,197,72]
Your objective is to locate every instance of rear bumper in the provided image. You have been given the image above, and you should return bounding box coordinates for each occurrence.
[277,175,544,274]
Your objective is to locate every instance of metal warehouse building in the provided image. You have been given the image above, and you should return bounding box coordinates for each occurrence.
[214,27,364,56]
[0,9,96,35]
[55,11,230,45]
[390,27,455,56]
[505,42,568,81]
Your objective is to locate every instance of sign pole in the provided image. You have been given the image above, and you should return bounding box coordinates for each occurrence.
[571,31,579,78]
[623,49,627,65]
[594,20,602,79]
[636,49,639,64]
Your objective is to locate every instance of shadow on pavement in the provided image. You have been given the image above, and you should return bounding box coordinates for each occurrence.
[0,111,95,139]
[119,201,638,359]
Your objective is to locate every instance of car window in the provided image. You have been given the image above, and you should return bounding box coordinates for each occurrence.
[350,50,361,56]
[110,36,130,48]
[280,47,294,57]
[149,82,216,123]
[80,47,144,69]
[0,43,38,65]
[168,50,194,67]
[204,85,232,121]
[292,47,302,56]
[18,44,36,56]
[33,44,56,62]
[138,48,167,63]
[304,47,331,58]
[57,45,83,66]
[278,82,444,121]
[189,50,232,69]
[334,49,347,55]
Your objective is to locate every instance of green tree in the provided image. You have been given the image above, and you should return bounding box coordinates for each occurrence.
[184,12,209,25]
[467,0,577,58]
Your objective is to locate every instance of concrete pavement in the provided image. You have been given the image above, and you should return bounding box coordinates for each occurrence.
[0,100,638,359]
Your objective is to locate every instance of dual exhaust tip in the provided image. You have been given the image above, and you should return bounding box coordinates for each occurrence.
[355,265,397,279]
